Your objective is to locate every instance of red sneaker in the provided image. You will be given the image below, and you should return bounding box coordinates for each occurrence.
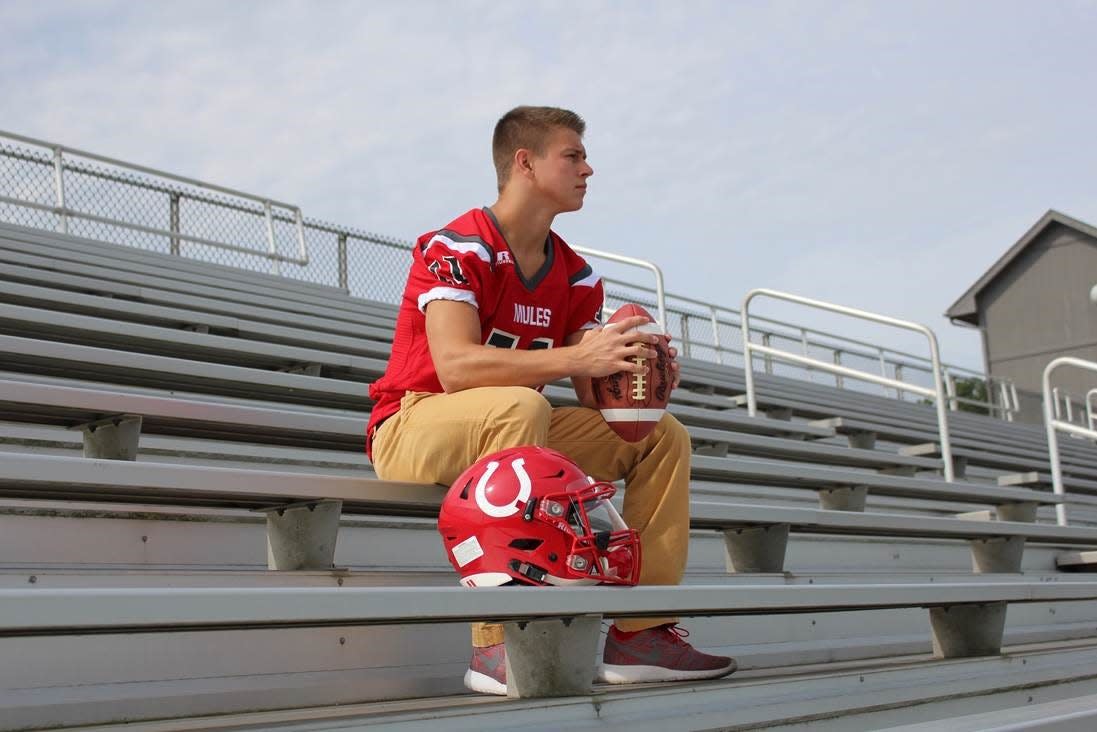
[598,624,737,683]
[464,643,507,695]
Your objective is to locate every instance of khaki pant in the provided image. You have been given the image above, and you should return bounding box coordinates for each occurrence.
[372,386,691,646]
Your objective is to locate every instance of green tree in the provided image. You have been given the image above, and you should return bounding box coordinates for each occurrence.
[953,376,989,415]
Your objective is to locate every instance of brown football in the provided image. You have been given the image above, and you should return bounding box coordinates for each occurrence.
[591,303,673,441]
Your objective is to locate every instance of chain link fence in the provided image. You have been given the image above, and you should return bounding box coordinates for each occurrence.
[0,133,414,302]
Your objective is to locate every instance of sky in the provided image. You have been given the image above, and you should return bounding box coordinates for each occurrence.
[2,0,1097,375]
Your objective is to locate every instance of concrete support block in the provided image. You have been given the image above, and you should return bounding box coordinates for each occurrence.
[280,362,323,376]
[263,500,342,570]
[929,602,1008,658]
[877,465,917,477]
[847,431,877,450]
[722,524,790,573]
[818,485,867,512]
[694,442,730,458]
[969,536,1025,574]
[80,415,142,461]
[997,502,1038,523]
[955,510,996,521]
[503,615,601,698]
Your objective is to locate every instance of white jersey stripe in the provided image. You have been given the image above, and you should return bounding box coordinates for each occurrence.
[570,269,601,289]
[418,286,479,312]
[427,234,492,263]
[599,408,666,422]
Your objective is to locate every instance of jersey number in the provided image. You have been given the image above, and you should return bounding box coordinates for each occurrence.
[428,255,468,286]
[486,328,553,350]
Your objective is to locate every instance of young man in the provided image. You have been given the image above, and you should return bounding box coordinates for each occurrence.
[366,106,735,695]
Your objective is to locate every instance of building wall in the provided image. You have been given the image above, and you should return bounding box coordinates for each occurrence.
[978,223,1097,422]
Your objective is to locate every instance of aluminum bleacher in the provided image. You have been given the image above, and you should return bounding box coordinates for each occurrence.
[4,220,1097,730]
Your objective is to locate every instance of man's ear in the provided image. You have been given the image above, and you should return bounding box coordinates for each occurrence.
[513,148,535,179]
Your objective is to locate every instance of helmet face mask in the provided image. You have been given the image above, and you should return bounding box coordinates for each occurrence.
[438,447,641,588]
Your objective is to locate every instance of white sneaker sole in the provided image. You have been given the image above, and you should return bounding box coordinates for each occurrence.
[464,668,507,695]
[597,659,737,684]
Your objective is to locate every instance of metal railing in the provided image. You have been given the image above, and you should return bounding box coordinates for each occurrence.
[602,277,1014,420]
[1044,357,1097,526]
[575,249,666,330]
[741,288,956,482]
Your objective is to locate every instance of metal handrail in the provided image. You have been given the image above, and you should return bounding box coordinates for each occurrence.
[741,288,955,482]
[0,129,308,266]
[575,248,666,331]
[602,276,1013,419]
[1042,357,1097,526]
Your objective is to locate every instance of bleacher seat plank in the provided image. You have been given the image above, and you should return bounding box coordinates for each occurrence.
[690,454,1056,508]
[691,500,1097,546]
[0,453,441,513]
[687,424,940,471]
[0,334,373,408]
[0,222,354,297]
[4,581,1097,636]
[0,302,389,378]
[0,280,395,353]
[0,247,395,325]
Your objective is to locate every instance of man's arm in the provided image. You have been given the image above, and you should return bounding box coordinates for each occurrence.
[425,300,656,393]
[564,330,597,408]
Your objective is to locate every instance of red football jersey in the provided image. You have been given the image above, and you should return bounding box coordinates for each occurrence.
[366,207,603,456]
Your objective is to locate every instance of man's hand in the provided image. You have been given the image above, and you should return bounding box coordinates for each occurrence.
[666,335,681,390]
[572,315,659,379]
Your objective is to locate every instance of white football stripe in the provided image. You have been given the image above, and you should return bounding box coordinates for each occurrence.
[427,234,493,263]
[570,270,602,289]
[599,408,665,422]
[418,286,479,312]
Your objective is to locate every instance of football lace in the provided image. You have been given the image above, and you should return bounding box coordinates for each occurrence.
[631,353,646,400]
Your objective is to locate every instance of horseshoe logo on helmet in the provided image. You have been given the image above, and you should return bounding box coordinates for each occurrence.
[474,457,533,518]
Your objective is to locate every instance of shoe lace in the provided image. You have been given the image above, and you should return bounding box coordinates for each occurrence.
[661,623,690,643]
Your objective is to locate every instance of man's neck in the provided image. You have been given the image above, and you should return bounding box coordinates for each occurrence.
[488,195,557,257]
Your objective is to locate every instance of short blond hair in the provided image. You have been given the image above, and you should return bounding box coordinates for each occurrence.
[492,106,585,190]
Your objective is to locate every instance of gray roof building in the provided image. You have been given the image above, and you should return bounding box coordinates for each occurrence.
[946,210,1097,423]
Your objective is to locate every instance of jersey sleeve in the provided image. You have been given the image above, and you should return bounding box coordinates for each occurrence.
[410,230,494,313]
[565,260,604,335]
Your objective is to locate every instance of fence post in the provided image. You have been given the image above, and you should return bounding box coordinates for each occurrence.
[833,350,844,389]
[169,193,181,256]
[877,348,892,398]
[762,333,773,375]
[894,363,905,402]
[945,371,958,411]
[51,146,68,234]
[263,200,280,275]
[680,313,691,359]
[709,306,723,365]
[337,233,349,290]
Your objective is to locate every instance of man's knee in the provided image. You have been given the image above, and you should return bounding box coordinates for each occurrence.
[489,387,553,429]
[657,413,691,458]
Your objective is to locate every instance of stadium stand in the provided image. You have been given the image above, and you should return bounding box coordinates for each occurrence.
[4,214,1097,731]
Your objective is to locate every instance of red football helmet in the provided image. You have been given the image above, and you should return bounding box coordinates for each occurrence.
[438,446,641,587]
